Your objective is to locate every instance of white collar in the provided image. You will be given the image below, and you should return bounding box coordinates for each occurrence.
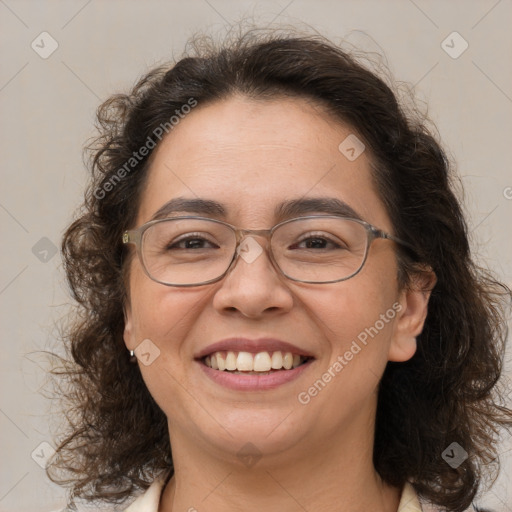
[124,471,169,511]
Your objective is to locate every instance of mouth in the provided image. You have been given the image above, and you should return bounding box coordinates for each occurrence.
[202,350,313,374]
[195,337,316,390]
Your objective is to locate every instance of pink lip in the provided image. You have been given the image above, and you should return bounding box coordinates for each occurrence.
[197,358,315,391]
[194,337,315,359]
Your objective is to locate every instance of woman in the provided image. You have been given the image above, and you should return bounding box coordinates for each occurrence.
[48,28,512,512]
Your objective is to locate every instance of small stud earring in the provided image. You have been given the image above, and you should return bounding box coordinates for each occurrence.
[129,349,136,362]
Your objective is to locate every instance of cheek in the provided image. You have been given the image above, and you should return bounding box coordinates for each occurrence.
[316,284,396,350]
[310,253,400,363]
[125,262,212,361]
[130,284,206,345]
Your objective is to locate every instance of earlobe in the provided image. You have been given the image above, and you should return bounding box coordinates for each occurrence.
[388,269,436,362]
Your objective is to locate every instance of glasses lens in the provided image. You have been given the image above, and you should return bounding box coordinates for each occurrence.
[272,217,368,283]
[142,218,236,285]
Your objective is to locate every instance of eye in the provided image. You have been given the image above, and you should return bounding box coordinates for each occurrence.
[290,232,346,250]
[166,233,220,250]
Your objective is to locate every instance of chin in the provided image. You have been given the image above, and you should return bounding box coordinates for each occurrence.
[199,408,308,460]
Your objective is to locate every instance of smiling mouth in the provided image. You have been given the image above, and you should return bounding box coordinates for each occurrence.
[202,350,312,374]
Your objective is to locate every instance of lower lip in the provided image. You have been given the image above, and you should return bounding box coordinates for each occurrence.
[197,359,314,391]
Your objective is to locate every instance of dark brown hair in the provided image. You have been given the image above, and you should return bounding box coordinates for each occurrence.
[48,28,512,511]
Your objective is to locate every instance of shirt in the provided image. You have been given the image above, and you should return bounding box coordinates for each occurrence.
[123,472,475,512]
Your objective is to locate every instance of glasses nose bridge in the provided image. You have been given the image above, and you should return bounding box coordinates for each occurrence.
[231,226,277,273]
[234,226,273,246]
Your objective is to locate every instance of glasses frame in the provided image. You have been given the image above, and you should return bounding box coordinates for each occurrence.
[122,215,416,287]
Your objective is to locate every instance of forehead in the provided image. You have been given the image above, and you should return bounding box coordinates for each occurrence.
[137,96,390,229]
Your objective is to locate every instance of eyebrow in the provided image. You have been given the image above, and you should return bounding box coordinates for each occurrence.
[150,196,363,223]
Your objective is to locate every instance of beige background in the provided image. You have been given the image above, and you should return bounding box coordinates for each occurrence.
[1,1,511,511]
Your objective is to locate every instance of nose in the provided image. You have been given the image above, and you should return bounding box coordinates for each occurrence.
[211,235,294,318]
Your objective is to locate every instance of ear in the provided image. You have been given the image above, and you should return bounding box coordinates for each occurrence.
[123,301,135,351]
[388,268,437,362]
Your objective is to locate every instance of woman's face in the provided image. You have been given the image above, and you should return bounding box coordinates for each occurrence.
[124,96,428,464]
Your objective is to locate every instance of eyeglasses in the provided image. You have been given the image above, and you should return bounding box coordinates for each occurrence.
[122,215,416,287]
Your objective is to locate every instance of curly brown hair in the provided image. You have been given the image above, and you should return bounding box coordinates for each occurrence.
[48,28,512,511]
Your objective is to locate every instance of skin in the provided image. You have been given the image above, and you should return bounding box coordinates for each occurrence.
[123,95,434,511]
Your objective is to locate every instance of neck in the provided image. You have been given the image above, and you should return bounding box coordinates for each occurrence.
[158,409,401,512]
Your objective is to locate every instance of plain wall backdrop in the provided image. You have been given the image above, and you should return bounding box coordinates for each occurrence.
[1,1,511,511]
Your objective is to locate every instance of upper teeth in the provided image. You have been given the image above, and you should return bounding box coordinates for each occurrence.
[204,351,304,372]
